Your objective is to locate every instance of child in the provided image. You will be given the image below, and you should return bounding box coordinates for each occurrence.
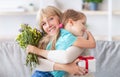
[61,9,95,77]
[45,9,95,77]
[26,6,94,77]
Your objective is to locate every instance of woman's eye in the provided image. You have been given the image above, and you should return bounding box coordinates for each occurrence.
[49,17,54,21]
[41,23,46,26]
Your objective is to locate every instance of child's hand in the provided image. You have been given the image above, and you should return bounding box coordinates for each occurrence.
[85,30,91,37]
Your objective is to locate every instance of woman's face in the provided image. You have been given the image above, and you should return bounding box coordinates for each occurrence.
[41,15,60,36]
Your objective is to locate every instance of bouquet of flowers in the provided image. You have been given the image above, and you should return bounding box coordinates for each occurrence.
[16,24,43,70]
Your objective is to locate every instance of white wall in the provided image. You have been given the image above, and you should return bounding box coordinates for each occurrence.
[0,0,38,39]
[0,15,37,39]
[0,0,120,40]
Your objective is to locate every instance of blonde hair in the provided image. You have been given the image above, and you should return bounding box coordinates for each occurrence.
[37,6,62,32]
[62,9,86,27]
[37,6,62,49]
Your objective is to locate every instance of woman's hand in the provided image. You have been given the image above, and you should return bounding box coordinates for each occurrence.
[26,45,37,54]
[26,45,48,58]
[54,59,87,76]
[65,59,87,76]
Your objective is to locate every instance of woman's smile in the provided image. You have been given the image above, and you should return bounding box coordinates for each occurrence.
[48,26,59,35]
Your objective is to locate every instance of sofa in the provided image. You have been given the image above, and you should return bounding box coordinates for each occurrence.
[0,40,120,77]
[0,40,31,77]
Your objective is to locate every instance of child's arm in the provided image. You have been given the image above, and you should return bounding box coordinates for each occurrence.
[73,31,96,48]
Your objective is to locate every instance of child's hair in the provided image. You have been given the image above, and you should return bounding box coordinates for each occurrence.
[37,6,62,49]
[62,9,86,27]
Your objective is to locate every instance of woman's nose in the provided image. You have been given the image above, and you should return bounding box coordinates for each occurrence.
[46,22,52,28]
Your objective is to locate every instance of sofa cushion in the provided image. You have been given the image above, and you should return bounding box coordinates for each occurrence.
[0,40,31,77]
[90,41,120,77]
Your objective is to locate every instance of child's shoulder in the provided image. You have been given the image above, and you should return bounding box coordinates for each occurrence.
[60,29,73,37]
[56,29,77,50]
[59,29,77,43]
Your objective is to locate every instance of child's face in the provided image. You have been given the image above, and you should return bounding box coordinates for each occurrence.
[41,15,60,36]
[71,18,86,36]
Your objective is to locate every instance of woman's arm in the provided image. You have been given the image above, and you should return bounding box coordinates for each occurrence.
[54,59,87,75]
[26,31,95,64]
[47,46,83,64]
[73,31,96,48]
[35,58,55,71]
[46,31,96,64]
[37,57,87,75]
[27,45,83,64]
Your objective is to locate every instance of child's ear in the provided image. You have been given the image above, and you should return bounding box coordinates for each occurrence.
[68,19,74,26]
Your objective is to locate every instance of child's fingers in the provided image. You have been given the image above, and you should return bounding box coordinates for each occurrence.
[85,30,91,35]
